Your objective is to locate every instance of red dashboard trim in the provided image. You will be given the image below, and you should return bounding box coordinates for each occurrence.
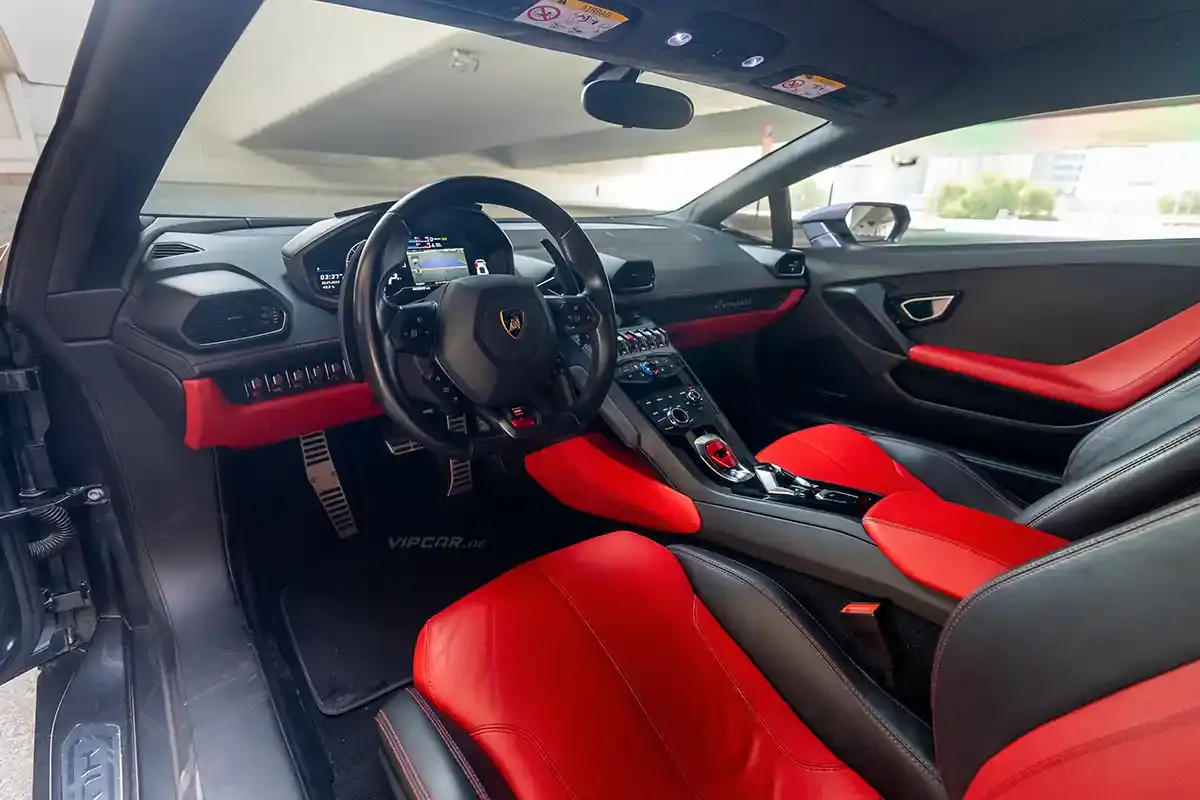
[183,378,382,449]
[908,301,1200,412]
[664,289,805,349]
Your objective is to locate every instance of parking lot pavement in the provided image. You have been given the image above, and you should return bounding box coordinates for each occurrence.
[0,671,36,800]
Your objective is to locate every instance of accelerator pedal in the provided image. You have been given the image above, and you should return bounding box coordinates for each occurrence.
[299,430,358,539]
[445,414,473,497]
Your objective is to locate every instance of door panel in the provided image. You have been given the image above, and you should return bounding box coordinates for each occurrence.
[755,240,1200,473]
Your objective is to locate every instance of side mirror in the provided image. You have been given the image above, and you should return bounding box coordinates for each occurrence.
[799,202,910,249]
[581,80,694,130]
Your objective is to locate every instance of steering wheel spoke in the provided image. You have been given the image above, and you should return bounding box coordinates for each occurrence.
[386,300,439,356]
[346,176,616,459]
[546,293,600,337]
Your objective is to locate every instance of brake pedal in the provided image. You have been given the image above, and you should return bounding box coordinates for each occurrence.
[299,431,359,538]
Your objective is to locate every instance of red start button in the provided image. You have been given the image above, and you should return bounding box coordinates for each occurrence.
[703,439,739,470]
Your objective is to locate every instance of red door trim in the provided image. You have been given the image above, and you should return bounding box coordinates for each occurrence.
[908,301,1200,412]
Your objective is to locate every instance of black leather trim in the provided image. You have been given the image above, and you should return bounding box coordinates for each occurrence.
[377,687,515,800]
[933,494,1200,799]
[1065,369,1200,480]
[871,434,1023,518]
[1017,416,1200,538]
[671,545,947,800]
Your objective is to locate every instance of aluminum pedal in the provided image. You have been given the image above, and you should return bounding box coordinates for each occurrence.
[445,414,473,496]
[299,431,358,538]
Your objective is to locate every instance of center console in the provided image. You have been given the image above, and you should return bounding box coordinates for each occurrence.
[580,314,959,625]
[612,319,882,519]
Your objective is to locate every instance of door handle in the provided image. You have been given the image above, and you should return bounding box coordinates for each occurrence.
[897,294,958,324]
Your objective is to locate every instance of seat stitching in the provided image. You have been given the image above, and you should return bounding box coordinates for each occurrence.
[532,564,702,799]
[676,549,939,780]
[780,437,867,476]
[377,712,433,800]
[865,521,1026,569]
[932,497,1200,697]
[1025,425,1200,524]
[1064,371,1200,475]
[688,595,849,772]
[974,701,1200,800]
[406,687,489,800]
[872,435,1019,512]
[471,724,581,800]
[384,711,434,800]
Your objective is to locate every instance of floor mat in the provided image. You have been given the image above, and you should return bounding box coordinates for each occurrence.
[281,537,538,715]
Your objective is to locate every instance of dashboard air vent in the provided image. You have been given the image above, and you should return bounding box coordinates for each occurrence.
[773,251,806,277]
[181,291,287,347]
[611,259,655,295]
[149,241,204,259]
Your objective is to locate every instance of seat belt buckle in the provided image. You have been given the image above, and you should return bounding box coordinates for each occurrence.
[840,602,896,689]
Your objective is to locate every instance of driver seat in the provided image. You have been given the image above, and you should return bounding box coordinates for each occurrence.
[376,502,1200,799]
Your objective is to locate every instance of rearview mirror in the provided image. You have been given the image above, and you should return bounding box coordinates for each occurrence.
[581,80,694,130]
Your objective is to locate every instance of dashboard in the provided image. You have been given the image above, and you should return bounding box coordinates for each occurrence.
[112,205,808,449]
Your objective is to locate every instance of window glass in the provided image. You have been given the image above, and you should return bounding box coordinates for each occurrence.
[736,98,1200,245]
[144,0,823,219]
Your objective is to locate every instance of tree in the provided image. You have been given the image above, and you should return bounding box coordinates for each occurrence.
[1159,194,1180,215]
[1018,185,1056,220]
[935,182,970,216]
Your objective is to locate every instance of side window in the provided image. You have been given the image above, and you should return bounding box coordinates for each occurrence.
[756,97,1200,245]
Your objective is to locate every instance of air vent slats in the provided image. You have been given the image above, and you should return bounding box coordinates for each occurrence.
[149,242,203,259]
[181,292,287,346]
[611,259,655,295]
[773,251,806,278]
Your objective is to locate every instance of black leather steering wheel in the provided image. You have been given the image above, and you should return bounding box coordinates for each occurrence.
[342,176,617,459]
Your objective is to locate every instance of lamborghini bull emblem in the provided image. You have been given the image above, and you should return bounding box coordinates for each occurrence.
[500,308,525,339]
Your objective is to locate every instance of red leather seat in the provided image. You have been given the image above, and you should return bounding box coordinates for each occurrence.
[760,366,1200,541]
[376,500,1200,799]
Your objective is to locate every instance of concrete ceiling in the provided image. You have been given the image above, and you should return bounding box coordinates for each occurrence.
[228,2,818,169]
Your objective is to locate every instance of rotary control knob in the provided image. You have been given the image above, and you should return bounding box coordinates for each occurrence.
[666,406,692,427]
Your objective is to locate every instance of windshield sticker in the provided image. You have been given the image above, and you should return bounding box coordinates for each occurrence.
[514,0,628,40]
[772,74,846,99]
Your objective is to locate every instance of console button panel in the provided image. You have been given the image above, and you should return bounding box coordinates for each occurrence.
[615,354,686,384]
[216,352,353,403]
[637,384,717,433]
[616,326,668,356]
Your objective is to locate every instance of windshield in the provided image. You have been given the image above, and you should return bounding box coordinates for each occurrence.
[144,0,822,218]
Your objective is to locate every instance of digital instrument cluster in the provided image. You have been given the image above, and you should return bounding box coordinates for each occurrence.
[310,234,489,301]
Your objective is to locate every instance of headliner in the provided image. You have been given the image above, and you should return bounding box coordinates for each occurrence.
[334,0,1200,127]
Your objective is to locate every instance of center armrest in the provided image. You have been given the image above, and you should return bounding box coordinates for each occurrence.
[862,491,1068,600]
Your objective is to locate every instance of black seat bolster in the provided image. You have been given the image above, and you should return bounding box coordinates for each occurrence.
[869,433,1024,519]
[670,545,947,800]
[377,686,515,800]
[934,494,1200,798]
[1017,416,1200,538]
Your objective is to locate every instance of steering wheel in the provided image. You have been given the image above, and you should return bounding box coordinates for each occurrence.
[342,176,617,459]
